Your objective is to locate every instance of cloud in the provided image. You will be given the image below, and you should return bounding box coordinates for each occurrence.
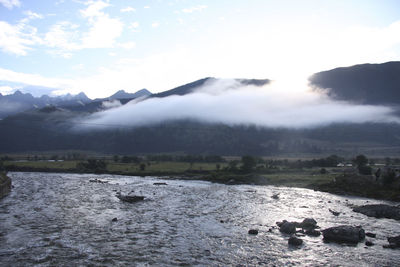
[182,5,207,13]
[0,21,40,55]
[120,6,135,13]
[0,67,71,89]
[79,79,399,130]
[0,85,15,95]
[101,99,122,109]
[118,41,136,49]
[0,0,20,9]
[151,22,160,28]
[80,0,110,20]
[129,22,139,32]
[81,15,123,48]
[44,1,124,53]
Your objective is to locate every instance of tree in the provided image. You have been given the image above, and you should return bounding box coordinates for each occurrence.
[113,155,120,163]
[139,163,146,171]
[354,154,368,167]
[241,155,257,173]
[353,154,371,175]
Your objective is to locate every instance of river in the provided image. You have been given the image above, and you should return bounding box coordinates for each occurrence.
[0,172,399,266]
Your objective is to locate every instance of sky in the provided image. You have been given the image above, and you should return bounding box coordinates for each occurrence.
[1,0,400,98]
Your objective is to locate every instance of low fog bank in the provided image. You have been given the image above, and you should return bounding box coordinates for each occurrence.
[77,79,400,130]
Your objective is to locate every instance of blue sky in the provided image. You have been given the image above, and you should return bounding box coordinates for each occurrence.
[1,0,400,98]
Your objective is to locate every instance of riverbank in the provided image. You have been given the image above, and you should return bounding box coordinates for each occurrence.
[0,172,11,199]
[4,161,400,202]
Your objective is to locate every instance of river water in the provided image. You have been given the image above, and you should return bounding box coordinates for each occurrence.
[0,172,399,266]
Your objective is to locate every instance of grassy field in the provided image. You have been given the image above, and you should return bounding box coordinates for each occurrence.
[4,160,229,174]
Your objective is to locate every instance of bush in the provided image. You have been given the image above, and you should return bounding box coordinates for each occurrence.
[358,165,372,175]
[383,169,396,185]
[77,159,107,173]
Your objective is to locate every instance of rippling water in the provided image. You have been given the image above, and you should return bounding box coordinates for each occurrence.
[0,172,399,266]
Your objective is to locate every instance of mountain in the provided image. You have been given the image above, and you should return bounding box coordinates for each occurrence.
[0,90,92,119]
[107,89,151,100]
[0,88,152,119]
[309,61,400,105]
[0,72,400,156]
[151,77,270,98]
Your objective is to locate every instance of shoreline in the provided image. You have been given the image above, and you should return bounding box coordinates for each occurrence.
[5,166,400,203]
[0,172,12,199]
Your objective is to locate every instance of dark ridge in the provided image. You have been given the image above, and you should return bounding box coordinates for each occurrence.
[309,61,400,105]
[151,77,215,98]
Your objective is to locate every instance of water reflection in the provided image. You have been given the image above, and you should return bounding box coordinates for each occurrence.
[0,172,399,266]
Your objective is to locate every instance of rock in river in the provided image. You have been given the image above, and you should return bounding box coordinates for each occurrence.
[353,204,400,220]
[322,225,365,244]
[288,236,303,246]
[277,220,296,234]
[248,229,258,235]
[384,235,400,249]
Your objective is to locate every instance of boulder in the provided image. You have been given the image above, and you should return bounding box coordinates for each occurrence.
[288,236,303,246]
[299,218,318,229]
[305,229,321,237]
[322,225,365,244]
[353,204,400,221]
[386,235,400,248]
[278,221,296,234]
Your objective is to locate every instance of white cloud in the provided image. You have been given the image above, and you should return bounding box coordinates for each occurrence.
[81,15,123,48]
[44,21,81,50]
[182,5,207,13]
[129,21,139,31]
[0,85,15,95]
[23,10,44,20]
[0,0,20,9]
[43,1,124,55]
[80,79,399,130]
[101,99,122,109]
[152,22,160,28]
[80,0,110,20]
[118,41,136,49]
[0,67,71,89]
[144,6,150,9]
[0,21,39,55]
[120,6,135,13]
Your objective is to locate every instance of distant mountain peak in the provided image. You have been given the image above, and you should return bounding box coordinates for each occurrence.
[107,88,151,100]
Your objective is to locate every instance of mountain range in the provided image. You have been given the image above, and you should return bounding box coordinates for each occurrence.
[0,62,399,156]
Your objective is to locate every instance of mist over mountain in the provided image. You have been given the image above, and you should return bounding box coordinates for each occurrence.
[0,88,151,119]
[0,62,400,156]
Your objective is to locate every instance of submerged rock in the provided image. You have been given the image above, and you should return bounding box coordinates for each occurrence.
[384,235,400,249]
[153,182,168,186]
[116,192,145,203]
[366,232,376,238]
[353,204,400,221]
[329,209,340,216]
[365,241,374,247]
[288,236,303,246]
[322,225,365,244]
[112,217,118,222]
[248,229,259,235]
